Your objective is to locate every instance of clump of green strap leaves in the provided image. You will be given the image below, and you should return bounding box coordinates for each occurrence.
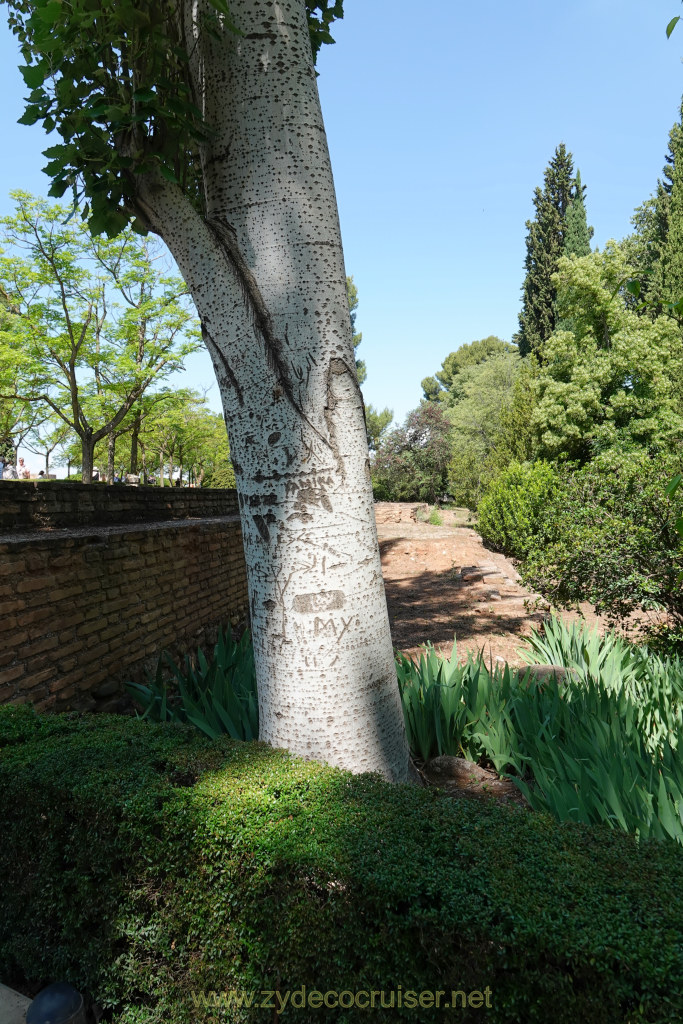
[126,625,258,741]
[129,615,683,844]
[397,617,683,844]
[3,0,344,237]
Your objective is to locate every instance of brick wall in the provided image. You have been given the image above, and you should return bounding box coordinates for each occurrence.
[0,479,239,531]
[0,484,248,712]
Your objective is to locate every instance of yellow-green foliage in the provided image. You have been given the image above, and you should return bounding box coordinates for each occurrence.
[533,245,683,462]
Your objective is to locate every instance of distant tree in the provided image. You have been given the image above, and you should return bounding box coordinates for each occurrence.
[346,276,366,385]
[23,413,72,476]
[651,100,683,317]
[365,404,393,452]
[563,170,592,258]
[621,105,683,316]
[620,194,668,314]
[445,349,520,508]
[372,403,453,504]
[346,275,393,450]
[420,376,442,403]
[0,194,200,482]
[422,336,515,405]
[515,144,576,357]
[134,390,235,488]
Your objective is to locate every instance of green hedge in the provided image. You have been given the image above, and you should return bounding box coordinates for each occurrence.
[476,461,557,559]
[1,706,683,1023]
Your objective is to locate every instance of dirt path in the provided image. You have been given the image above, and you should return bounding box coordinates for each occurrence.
[375,502,634,665]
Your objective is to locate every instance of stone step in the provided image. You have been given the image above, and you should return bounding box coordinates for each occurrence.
[0,983,30,1024]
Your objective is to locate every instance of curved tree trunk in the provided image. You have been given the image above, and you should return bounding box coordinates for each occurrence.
[134,0,409,780]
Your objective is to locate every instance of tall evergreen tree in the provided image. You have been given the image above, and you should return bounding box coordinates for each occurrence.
[564,170,592,257]
[651,100,683,315]
[515,144,576,357]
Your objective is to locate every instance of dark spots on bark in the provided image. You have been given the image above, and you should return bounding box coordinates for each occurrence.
[268,431,281,445]
[263,599,277,610]
[249,492,277,507]
[253,514,270,544]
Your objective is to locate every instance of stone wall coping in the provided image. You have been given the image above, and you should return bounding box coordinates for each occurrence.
[0,514,241,548]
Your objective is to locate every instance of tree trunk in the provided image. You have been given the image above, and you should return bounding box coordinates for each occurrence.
[130,409,141,474]
[134,0,408,780]
[107,430,115,484]
[81,435,95,484]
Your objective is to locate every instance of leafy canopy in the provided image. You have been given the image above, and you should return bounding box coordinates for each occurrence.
[3,0,344,237]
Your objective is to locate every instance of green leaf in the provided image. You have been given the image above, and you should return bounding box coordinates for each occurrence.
[665,474,682,498]
[18,106,42,126]
[20,64,46,89]
[133,88,157,103]
[36,2,64,25]
[158,165,179,184]
[666,15,680,37]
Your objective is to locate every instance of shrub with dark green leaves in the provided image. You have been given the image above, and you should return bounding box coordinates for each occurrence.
[2,706,683,1022]
[371,403,453,503]
[476,460,557,558]
[522,450,683,626]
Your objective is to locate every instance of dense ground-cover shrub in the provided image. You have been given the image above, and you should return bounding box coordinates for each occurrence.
[2,705,683,1023]
[476,460,557,558]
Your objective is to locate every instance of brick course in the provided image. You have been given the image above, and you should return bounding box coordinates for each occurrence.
[0,484,248,711]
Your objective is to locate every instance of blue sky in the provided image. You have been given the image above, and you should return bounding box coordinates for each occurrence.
[1,0,682,460]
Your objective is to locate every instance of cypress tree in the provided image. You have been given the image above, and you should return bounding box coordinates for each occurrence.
[651,101,683,314]
[515,144,576,357]
[564,170,592,257]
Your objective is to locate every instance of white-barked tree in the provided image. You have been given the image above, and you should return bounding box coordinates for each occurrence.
[5,0,410,780]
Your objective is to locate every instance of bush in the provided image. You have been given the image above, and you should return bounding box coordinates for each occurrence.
[522,450,683,626]
[476,460,557,558]
[371,403,453,503]
[2,706,683,1023]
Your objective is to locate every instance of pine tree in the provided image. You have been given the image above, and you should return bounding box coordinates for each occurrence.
[515,144,576,357]
[346,276,366,385]
[564,170,592,257]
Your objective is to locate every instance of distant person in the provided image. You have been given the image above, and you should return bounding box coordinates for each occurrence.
[0,457,4,480]
[17,457,30,479]
[38,470,45,478]
[4,463,18,479]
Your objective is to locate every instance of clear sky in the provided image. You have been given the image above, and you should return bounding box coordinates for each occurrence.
[1,0,682,459]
